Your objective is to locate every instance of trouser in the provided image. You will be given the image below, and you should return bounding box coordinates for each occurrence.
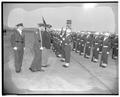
[30,46,42,70]
[14,47,24,72]
[84,44,91,56]
[42,48,50,65]
[99,45,103,53]
[112,47,118,58]
[73,41,77,50]
[76,41,80,52]
[100,48,109,65]
[79,43,85,54]
[92,46,99,60]
[64,45,71,63]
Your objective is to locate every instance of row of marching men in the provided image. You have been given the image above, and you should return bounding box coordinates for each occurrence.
[50,28,118,68]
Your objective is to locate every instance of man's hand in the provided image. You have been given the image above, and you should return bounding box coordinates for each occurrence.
[13,47,17,50]
[40,47,44,50]
[97,48,99,51]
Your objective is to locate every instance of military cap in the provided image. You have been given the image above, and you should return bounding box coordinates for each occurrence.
[16,23,23,27]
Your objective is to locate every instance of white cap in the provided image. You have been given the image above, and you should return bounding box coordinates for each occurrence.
[104,32,110,36]
[95,32,99,35]
[87,31,91,34]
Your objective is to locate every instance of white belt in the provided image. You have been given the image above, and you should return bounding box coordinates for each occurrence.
[103,46,108,48]
[95,43,98,45]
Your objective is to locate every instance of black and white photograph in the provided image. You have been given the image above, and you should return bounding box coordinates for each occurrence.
[2,1,118,95]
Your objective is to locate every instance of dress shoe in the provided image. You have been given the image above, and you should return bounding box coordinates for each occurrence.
[42,65,49,67]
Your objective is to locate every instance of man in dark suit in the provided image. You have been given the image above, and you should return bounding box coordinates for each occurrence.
[10,23,25,73]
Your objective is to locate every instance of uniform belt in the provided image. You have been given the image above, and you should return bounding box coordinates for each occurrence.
[87,42,90,43]
[65,43,70,45]
[103,46,108,48]
[95,43,98,45]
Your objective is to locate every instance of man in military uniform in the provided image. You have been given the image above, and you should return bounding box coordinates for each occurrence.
[10,23,25,73]
[112,34,118,60]
[84,31,93,59]
[62,28,72,67]
[72,32,77,51]
[91,32,101,62]
[75,32,81,53]
[99,32,104,54]
[100,32,111,68]
[79,31,86,55]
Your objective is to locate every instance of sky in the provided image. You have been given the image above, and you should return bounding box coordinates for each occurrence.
[3,3,115,32]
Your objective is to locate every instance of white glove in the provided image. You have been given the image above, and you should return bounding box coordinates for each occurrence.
[40,47,43,50]
[97,48,99,51]
[24,47,25,50]
[13,47,17,50]
[107,52,109,54]
[63,38,65,40]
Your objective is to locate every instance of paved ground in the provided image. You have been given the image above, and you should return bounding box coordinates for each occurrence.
[3,32,118,94]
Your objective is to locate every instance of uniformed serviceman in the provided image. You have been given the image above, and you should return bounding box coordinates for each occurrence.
[79,31,86,55]
[100,32,111,68]
[62,28,72,67]
[91,32,101,62]
[72,32,77,51]
[99,32,104,54]
[10,23,25,73]
[84,31,93,59]
[76,32,81,53]
[112,34,118,60]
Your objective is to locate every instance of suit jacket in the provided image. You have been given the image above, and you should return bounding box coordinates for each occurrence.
[11,29,25,49]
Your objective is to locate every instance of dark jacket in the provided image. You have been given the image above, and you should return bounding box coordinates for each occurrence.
[11,29,25,49]
[41,30,51,49]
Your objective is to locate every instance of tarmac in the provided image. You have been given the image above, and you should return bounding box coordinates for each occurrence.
[3,32,118,94]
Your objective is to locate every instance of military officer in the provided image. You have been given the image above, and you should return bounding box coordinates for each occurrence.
[10,23,25,73]
[100,32,111,68]
[84,31,93,59]
[91,32,101,62]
